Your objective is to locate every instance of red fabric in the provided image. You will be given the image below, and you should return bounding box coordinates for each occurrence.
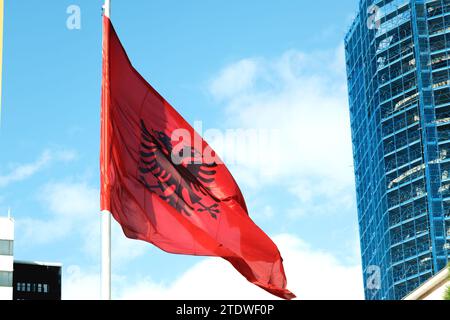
[100,16,295,300]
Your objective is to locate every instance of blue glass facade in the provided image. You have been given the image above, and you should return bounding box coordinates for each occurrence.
[345,0,450,300]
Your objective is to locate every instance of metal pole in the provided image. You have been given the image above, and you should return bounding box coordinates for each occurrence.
[101,210,111,300]
[101,0,111,301]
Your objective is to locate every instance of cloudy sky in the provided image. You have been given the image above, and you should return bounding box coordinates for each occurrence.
[0,0,364,299]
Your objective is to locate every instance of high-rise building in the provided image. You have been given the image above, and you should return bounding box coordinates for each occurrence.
[345,0,450,300]
[13,261,62,300]
[0,216,14,300]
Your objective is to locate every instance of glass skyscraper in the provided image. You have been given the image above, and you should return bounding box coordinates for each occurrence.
[345,0,450,300]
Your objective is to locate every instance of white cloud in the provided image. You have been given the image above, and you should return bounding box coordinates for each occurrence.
[16,182,98,246]
[209,59,260,100]
[63,233,363,300]
[17,180,150,268]
[208,45,356,219]
[39,182,99,219]
[0,149,77,188]
[209,46,353,186]
[0,151,51,188]
[287,177,356,218]
[17,218,73,245]
[63,265,100,300]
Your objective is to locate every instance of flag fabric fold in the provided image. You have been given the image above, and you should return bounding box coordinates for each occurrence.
[100,15,295,300]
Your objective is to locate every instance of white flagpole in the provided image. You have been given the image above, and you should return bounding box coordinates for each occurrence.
[101,211,111,301]
[102,0,112,301]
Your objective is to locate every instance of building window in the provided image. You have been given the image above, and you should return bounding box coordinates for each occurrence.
[21,283,25,292]
[38,284,42,293]
[26,283,31,292]
[43,284,48,293]
[0,240,13,255]
[16,282,21,292]
[0,271,13,287]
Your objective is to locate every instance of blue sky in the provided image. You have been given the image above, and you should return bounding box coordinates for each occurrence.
[0,0,365,299]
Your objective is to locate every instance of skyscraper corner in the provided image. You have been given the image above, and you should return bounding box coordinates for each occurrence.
[345,0,450,300]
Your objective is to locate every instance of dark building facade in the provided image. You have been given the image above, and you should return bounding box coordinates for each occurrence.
[346,0,450,299]
[13,261,61,300]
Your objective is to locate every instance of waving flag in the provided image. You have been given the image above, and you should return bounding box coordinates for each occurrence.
[100,16,295,300]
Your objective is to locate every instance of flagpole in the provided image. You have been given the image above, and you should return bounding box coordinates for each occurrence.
[101,210,111,301]
[102,0,112,301]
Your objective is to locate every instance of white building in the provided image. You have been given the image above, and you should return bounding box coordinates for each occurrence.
[404,267,449,300]
[0,216,14,300]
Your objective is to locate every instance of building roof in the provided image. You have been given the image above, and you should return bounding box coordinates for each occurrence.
[403,267,449,300]
[14,260,63,268]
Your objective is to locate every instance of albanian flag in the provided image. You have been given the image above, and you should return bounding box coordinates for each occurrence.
[100,16,295,300]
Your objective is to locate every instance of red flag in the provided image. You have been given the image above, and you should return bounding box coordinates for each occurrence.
[100,16,295,300]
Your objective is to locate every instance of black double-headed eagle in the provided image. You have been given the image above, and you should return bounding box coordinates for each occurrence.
[138,120,220,219]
